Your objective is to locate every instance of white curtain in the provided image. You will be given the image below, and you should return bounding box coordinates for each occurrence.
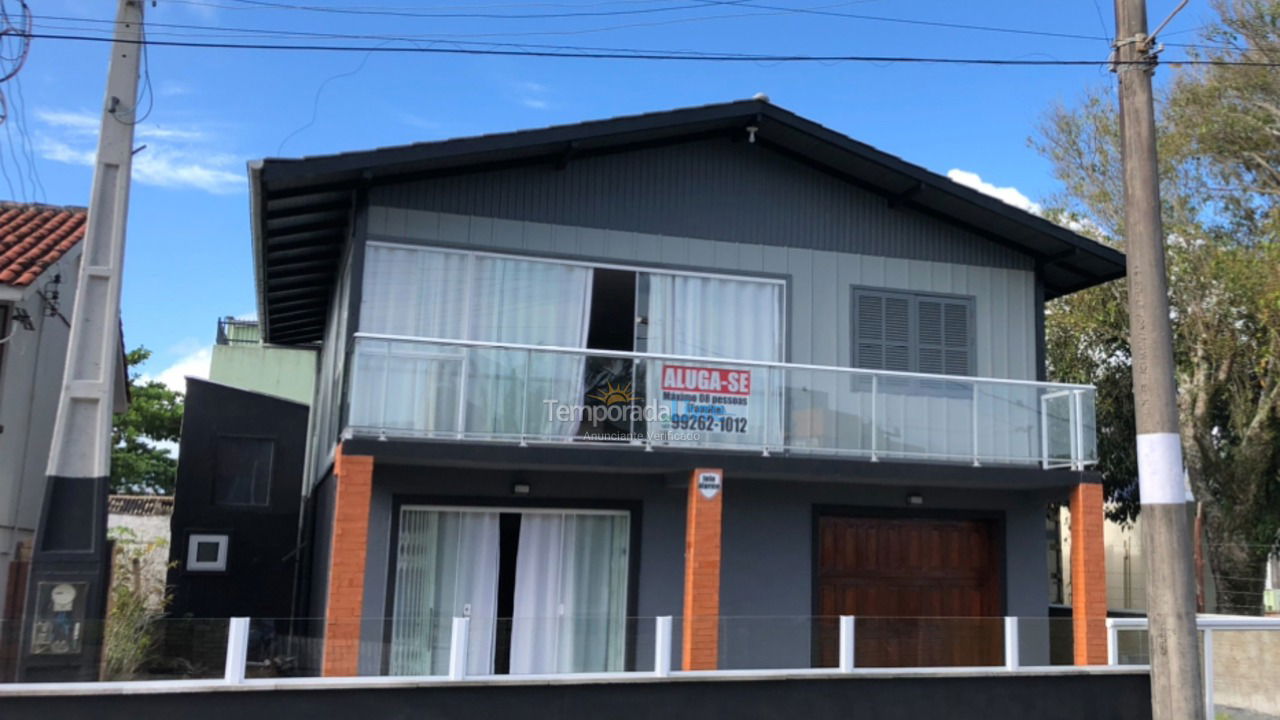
[360,245,470,338]
[509,513,630,674]
[645,274,782,447]
[356,246,593,438]
[464,256,592,439]
[355,247,471,434]
[389,509,501,676]
[646,274,781,361]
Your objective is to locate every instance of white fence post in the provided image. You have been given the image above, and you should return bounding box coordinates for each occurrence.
[839,616,856,673]
[1004,616,1019,670]
[224,617,250,684]
[1203,628,1215,720]
[448,616,470,681]
[654,616,673,677]
[972,383,981,466]
[1106,619,1119,665]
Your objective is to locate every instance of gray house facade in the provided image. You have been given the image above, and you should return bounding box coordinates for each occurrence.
[248,100,1123,677]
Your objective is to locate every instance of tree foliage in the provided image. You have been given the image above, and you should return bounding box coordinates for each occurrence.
[1035,0,1280,614]
[111,347,183,495]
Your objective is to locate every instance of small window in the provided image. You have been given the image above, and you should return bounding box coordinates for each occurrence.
[853,289,974,376]
[214,436,273,507]
[187,534,228,572]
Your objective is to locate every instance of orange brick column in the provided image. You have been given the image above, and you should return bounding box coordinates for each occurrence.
[1070,481,1108,665]
[321,446,375,677]
[682,468,723,670]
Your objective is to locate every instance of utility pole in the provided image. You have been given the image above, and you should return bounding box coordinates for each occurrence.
[1112,1,1204,719]
[20,0,144,682]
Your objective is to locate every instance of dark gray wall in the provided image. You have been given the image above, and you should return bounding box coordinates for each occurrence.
[305,241,356,491]
[369,137,1033,271]
[719,479,1059,669]
[359,464,1059,672]
[0,672,1154,720]
[167,380,309,621]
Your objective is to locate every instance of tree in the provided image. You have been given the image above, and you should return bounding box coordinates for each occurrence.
[1034,0,1280,614]
[111,347,183,494]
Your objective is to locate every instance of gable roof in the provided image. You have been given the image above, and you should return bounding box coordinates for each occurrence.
[250,99,1125,344]
[0,202,87,288]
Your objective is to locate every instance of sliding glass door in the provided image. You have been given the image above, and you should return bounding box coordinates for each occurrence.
[390,506,630,676]
[389,509,501,676]
[642,273,784,448]
[355,244,594,440]
[509,511,630,674]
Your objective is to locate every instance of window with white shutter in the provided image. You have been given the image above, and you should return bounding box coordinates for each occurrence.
[852,289,974,376]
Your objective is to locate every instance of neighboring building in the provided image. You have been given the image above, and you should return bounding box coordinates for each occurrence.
[247,100,1126,676]
[210,317,316,406]
[106,495,174,612]
[0,201,128,681]
[166,315,314,625]
[0,202,86,623]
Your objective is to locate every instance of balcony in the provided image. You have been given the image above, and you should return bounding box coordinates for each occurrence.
[348,334,1097,469]
[216,317,262,346]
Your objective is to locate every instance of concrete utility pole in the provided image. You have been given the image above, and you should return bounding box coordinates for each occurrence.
[1112,0,1205,719]
[21,0,144,682]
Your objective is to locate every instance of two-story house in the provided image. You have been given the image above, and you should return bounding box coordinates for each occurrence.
[247,99,1124,678]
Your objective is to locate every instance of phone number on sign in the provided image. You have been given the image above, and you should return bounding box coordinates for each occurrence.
[669,414,749,433]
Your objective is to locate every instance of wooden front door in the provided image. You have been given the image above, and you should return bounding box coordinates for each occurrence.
[816,515,1003,668]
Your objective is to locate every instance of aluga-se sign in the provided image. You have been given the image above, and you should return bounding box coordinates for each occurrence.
[660,364,753,435]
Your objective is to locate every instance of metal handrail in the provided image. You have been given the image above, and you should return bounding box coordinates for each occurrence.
[353,332,1096,391]
[349,333,1097,467]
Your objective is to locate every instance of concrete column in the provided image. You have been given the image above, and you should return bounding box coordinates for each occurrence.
[681,468,723,671]
[321,445,374,677]
[1070,481,1108,665]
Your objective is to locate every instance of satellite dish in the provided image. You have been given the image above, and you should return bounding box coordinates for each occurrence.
[752,92,770,102]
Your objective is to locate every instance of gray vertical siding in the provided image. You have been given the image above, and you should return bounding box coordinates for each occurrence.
[363,209,1037,382]
[366,137,1032,272]
[307,241,356,490]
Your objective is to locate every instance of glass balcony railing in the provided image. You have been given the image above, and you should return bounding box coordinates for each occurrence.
[348,334,1097,468]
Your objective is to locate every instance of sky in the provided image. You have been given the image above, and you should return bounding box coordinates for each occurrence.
[4,0,1216,389]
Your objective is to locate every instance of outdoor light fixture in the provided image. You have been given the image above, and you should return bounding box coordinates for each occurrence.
[906,493,924,506]
[512,482,531,496]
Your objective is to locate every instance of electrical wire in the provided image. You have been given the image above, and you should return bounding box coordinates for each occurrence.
[10,73,47,203]
[28,8,1241,54]
[212,0,753,21]
[30,16,763,56]
[20,31,1280,67]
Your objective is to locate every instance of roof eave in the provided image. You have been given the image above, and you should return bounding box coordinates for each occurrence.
[248,159,270,342]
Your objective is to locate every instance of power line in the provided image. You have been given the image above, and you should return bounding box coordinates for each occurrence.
[30,8,1239,54]
[31,15,764,56]
[22,31,1280,67]
[208,0,753,20]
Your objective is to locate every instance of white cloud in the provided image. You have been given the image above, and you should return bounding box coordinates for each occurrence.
[35,138,94,165]
[143,347,212,395]
[35,109,99,133]
[35,108,243,194]
[158,80,191,98]
[513,81,551,111]
[946,169,1042,215]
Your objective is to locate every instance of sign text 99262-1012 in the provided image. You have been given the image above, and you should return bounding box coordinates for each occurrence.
[660,364,752,434]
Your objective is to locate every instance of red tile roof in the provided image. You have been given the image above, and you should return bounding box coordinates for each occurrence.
[0,202,88,287]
